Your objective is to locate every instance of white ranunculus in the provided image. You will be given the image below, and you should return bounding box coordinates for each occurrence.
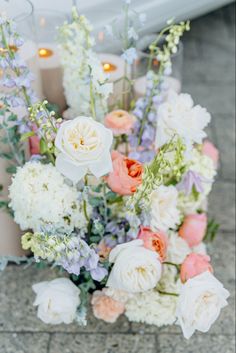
[32,278,80,325]
[167,231,191,265]
[150,185,181,232]
[55,116,113,182]
[155,91,211,150]
[106,240,162,293]
[176,271,230,339]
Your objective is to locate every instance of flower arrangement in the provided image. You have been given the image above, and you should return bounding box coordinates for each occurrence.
[0,2,229,340]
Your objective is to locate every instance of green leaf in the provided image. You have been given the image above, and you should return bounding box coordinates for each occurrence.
[39,139,48,154]
[204,219,220,243]
[6,165,17,174]
[20,131,35,142]
[89,197,103,207]
[0,152,14,160]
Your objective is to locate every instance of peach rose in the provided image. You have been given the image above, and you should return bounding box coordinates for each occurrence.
[105,110,135,135]
[138,226,168,262]
[180,253,213,283]
[105,151,143,195]
[91,289,125,323]
[202,140,219,167]
[179,213,207,247]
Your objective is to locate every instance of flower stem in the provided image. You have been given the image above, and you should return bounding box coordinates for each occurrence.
[158,290,179,297]
[163,262,181,270]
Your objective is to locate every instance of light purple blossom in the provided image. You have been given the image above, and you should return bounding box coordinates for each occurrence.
[177,170,206,195]
[122,47,137,65]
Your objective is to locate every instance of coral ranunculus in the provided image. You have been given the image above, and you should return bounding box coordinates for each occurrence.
[105,151,143,195]
[105,110,136,135]
[138,226,168,262]
[179,213,207,247]
[180,253,213,283]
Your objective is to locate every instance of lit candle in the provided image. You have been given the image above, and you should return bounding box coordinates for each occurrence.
[98,53,127,106]
[134,75,181,99]
[38,43,66,113]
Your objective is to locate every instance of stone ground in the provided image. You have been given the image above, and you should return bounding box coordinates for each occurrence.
[0,3,235,353]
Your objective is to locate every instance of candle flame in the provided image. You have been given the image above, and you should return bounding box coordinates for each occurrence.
[102,62,117,73]
[38,48,54,58]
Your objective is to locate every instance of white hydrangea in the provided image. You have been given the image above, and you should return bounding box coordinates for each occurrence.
[150,185,181,232]
[190,149,216,196]
[58,11,113,121]
[178,191,208,215]
[125,289,178,327]
[9,162,89,233]
[166,231,191,265]
[155,92,211,151]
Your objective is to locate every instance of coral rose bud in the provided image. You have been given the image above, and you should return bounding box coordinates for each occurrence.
[105,110,135,135]
[179,214,207,247]
[138,226,168,262]
[202,140,219,167]
[180,253,213,283]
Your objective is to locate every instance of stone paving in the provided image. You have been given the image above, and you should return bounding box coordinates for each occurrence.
[0,3,235,353]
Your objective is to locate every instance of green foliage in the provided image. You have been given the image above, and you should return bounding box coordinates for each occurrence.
[204,219,220,243]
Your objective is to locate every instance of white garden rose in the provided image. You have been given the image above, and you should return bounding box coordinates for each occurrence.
[150,185,181,232]
[176,271,230,339]
[155,91,211,150]
[55,116,113,182]
[32,278,80,325]
[106,240,162,293]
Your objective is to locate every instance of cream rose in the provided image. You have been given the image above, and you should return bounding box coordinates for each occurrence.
[150,185,181,232]
[55,116,113,182]
[32,278,80,324]
[176,271,229,339]
[106,239,162,293]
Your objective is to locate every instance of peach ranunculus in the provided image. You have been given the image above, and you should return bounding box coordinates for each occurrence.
[202,140,219,167]
[138,226,168,262]
[180,253,213,283]
[179,213,207,247]
[105,151,143,195]
[91,289,125,323]
[104,110,135,135]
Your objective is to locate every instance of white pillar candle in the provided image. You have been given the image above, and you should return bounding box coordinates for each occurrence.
[134,75,182,99]
[97,53,127,106]
[18,40,44,99]
[38,43,66,113]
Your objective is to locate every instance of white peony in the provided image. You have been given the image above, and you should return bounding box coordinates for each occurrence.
[55,116,113,183]
[155,91,211,150]
[106,240,162,293]
[176,271,229,339]
[150,185,181,232]
[125,289,178,327]
[9,162,88,232]
[167,231,191,265]
[32,278,81,325]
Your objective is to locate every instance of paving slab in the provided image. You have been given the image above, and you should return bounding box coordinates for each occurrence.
[0,333,49,353]
[48,333,156,353]
[158,334,235,353]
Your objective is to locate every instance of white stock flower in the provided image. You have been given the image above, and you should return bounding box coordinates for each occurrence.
[150,185,181,232]
[155,92,211,150]
[125,289,178,327]
[106,240,162,293]
[55,116,113,183]
[167,231,191,265]
[9,162,88,232]
[32,278,81,325]
[176,271,229,339]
